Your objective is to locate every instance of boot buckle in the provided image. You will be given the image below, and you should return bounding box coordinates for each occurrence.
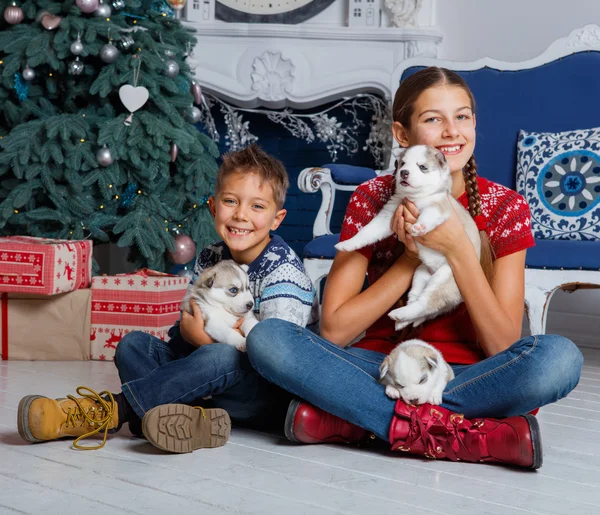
[450,414,464,425]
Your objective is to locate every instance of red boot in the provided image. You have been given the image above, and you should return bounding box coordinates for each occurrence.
[284,399,372,444]
[390,401,543,469]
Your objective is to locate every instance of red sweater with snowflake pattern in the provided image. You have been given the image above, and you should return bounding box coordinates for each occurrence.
[339,174,535,364]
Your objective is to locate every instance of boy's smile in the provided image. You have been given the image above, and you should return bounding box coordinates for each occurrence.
[209,171,286,265]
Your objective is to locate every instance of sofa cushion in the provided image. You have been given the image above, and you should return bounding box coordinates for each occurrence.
[526,239,600,270]
[516,127,600,241]
[303,234,340,259]
[326,164,377,185]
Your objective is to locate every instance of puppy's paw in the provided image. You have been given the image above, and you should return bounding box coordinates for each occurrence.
[410,223,428,237]
[428,392,443,405]
[334,240,356,252]
[385,385,401,400]
[412,316,427,328]
[235,339,247,353]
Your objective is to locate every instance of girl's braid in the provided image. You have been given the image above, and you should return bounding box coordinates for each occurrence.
[462,155,482,217]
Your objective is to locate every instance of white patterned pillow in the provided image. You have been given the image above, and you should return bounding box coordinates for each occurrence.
[516,128,600,240]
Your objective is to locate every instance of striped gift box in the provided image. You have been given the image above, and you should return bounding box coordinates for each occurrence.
[0,236,92,296]
[90,269,189,361]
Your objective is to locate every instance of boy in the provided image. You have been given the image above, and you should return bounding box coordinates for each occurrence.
[17,145,318,453]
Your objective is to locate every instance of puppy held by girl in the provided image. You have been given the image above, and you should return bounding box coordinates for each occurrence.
[335,144,481,330]
[379,339,454,406]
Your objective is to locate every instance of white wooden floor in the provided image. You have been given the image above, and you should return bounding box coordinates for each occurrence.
[1,347,599,515]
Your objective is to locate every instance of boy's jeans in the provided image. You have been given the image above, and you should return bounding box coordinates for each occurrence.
[246,319,584,441]
[114,329,290,427]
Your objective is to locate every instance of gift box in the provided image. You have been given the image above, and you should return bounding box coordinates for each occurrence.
[91,269,189,360]
[0,236,92,295]
[1,289,91,360]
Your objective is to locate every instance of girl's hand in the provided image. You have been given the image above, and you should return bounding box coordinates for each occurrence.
[404,196,470,257]
[391,200,420,259]
[233,318,245,336]
[180,303,213,346]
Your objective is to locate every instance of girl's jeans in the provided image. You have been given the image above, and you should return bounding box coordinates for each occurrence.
[114,329,291,427]
[245,319,584,441]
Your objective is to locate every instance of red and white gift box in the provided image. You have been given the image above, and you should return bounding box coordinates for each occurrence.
[90,269,189,361]
[0,236,92,295]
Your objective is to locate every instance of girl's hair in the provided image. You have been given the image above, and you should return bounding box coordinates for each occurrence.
[392,67,495,285]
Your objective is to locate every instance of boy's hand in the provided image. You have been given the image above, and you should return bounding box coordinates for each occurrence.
[180,303,214,347]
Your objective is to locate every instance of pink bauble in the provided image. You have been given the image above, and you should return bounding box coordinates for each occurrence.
[168,234,196,265]
[76,0,99,14]
[190,82,203,105]
[4,5,24,25]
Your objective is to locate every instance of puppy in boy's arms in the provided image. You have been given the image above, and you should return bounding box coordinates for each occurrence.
[335,145,481,330]
[182,260,258,351]
[379,339,454,406]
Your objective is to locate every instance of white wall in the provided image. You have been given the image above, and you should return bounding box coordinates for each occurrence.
[436,0,600,62]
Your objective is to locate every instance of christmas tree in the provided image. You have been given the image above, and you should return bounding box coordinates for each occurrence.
[0,0,219,271]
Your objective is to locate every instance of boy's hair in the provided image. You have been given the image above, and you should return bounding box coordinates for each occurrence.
[215,144,289,209]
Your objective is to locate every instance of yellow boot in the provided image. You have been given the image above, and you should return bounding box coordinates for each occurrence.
[17,387,119,450]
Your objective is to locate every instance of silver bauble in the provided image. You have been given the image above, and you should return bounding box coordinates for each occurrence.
[22,66,36,81]
[76,0,99,13]
[96,147,114,167]
[118,35,135,52]
[94,3,112,17]
[185,106,202,124]
[164,60,180,78]
[111,0,125,10]
[70,39,84,55]
[69,57,84,76]
[100,43,120,64]
[4,3,24,25]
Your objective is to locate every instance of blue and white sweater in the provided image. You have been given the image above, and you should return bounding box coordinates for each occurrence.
[187,235,319,329]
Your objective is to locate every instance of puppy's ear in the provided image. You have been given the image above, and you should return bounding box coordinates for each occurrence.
[426,146,447,170]
[379,360,389,381]
[425,354,439,370]
[392,147,407,175]
[203,272,216,288]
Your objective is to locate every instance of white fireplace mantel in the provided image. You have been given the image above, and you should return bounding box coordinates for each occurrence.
[183,15,442,109]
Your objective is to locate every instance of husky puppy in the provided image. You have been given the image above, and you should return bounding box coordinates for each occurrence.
[182,260,258,352]
[379,339,454,406]
[335,145,481,330]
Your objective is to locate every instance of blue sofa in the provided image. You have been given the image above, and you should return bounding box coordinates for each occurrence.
[298,25,600,335]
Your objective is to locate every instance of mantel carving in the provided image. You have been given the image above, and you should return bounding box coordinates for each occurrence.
[183,6,442,109]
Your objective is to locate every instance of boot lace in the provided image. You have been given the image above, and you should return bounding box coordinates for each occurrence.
[65,387,116,451]
[403,409,483,461]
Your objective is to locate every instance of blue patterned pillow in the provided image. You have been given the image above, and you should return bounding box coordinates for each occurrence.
[517,128,600,240]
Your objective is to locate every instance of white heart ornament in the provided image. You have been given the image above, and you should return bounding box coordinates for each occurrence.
[119,85,149,113]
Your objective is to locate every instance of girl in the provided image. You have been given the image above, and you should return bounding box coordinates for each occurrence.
[245,67,583,470]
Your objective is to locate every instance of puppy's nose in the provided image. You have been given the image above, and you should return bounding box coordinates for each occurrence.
[409,398,419,405]
[246,301,254,311]
[400,169,409,179]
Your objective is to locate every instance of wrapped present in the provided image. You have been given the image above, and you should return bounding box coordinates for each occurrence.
[0,236,92,295]
[1,289,91,360]
[91,269,189,360]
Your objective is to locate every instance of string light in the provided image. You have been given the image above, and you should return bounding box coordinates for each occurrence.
[49,73,53,77]
[137,190,142,194]
[109,184,113,188]
[14,209,18,214]
[100,205,104,209]
[80,138,85,143]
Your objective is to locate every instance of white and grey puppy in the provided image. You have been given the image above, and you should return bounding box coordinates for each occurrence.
[379,339,454,406]
[182,260,258,352]
[335,145,481,330]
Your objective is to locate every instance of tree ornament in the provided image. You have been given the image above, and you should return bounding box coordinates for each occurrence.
[4,2,24,24]
[119,58,149,126]
[69,57,84,76]
[177,266,194,281]
[94,1,112,18]
[111,0,126,10]
[165,0,187,14]
[164,60,180,78]
[185,106,202,124]
[22,66,35,81]
[38,11,62,30]
[170,143,178,162]
[96,146,114,167]
[190,82,203,104]
[100,43,120,64]
[71,36,84,56]
[167,233,196,265]
[118,35,135,52]
[76,0,99,14]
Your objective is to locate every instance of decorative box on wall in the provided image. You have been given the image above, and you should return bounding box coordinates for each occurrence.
[183,0,442,109]
[90,269,188,361]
